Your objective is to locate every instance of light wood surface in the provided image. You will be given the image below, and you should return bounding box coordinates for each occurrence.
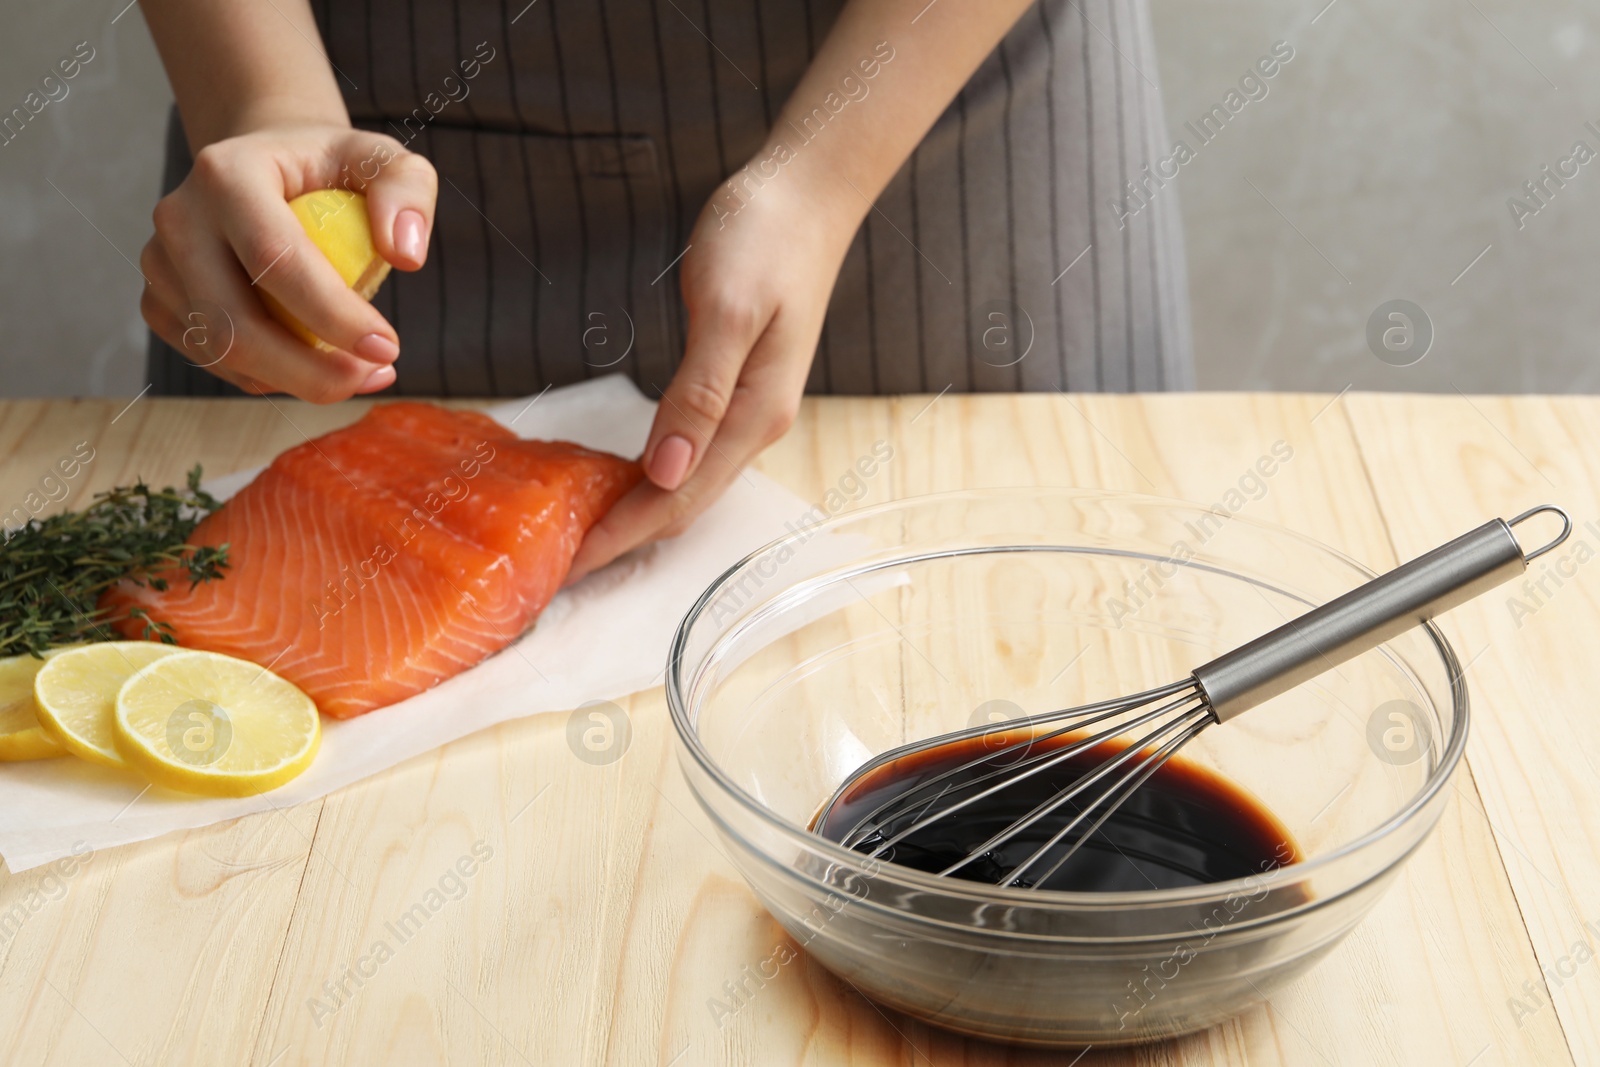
[0,392,1593,1066]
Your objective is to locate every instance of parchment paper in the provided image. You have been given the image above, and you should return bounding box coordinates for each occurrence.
[0,376,812,872]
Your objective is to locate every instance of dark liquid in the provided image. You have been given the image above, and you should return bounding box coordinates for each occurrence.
[814,729,1301,892]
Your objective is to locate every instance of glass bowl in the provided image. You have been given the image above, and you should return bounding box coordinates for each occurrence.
[666,488,1466,1047]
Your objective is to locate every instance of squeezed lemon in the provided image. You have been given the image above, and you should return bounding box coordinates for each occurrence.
[261,189,391,351]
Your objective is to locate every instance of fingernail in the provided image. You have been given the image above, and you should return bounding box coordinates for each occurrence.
[394,209,427,265]
[354,333,399,363]
[649,435,693,491]
[357,364,396,394]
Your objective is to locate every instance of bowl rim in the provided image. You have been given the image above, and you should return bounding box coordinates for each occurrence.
[665,485,1470,908]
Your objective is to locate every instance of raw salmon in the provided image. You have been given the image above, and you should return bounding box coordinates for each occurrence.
[100,403,641,718]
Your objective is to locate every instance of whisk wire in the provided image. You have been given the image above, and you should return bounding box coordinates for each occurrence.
[937,700,1209,879]
[1006,709,1215,888]
[859,686,1205,859]
[835,679,1194,850]
[818,508,1562,890]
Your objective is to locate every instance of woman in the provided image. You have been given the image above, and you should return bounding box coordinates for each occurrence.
[137,0,1190,577]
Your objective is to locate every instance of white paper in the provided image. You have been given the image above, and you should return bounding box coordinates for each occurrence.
[0,376,812,872]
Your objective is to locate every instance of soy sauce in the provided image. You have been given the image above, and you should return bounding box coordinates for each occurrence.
[815,729,1301,892]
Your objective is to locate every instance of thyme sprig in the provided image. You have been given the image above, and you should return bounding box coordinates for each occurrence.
[0,465,229,657]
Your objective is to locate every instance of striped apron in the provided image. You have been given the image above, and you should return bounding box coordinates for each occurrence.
[149,0,1193,397]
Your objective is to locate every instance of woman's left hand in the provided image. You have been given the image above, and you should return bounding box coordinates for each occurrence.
[567,166,859,581]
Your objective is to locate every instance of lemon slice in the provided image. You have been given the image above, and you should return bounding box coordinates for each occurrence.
[0,650,75,761]
[113,650,320,796]
[34,642,181,767]
[261,189,391,351]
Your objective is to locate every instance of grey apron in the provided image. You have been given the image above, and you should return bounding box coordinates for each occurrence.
[149,0,1193,397]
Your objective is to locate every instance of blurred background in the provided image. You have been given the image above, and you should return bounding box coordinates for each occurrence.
[1,0,1595,396]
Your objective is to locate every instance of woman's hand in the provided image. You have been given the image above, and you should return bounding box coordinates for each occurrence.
[568,0,1037,580]
[140,124,437,401]
[567,168,861,581]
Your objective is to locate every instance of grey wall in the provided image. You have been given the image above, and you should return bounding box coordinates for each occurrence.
[1,0,1595,397]
[1148,0,1600,393]
[1,0,169,397]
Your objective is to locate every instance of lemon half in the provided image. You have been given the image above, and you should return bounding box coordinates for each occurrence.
[261,189,391,351]
[114,650,320,797]
[0,650,75,761]
[34,642,181,767]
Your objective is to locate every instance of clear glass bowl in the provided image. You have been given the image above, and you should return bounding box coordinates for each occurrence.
[666,489,1467,1047]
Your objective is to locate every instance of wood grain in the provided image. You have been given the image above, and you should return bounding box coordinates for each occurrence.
[0,393,1589,1066]
[887,392,1569,1067]
[1345,392,1600,1065]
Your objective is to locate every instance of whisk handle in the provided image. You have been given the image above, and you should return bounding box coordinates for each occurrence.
[1193,507,1570,722]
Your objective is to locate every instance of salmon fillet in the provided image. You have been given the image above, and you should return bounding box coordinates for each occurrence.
[100,403,642,718]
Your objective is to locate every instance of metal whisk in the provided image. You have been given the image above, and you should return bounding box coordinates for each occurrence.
[817,505,1572,889]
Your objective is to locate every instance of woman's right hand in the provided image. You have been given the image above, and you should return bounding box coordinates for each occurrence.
[140,124,437,401]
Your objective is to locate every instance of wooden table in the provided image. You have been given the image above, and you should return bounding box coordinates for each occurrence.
[0,392,1596,1066]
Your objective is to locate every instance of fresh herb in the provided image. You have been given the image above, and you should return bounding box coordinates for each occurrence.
[0,465,229,657]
